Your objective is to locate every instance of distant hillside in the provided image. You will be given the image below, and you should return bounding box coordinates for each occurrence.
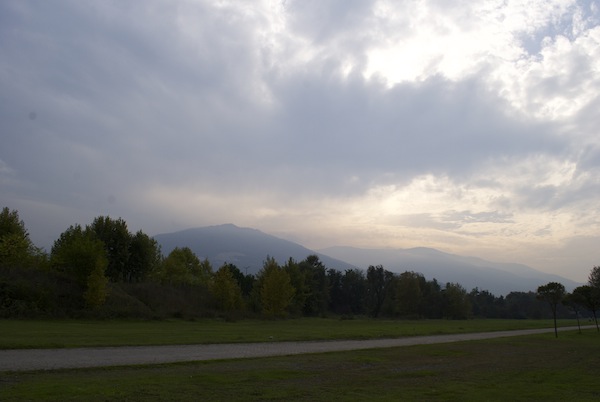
[153,224,355,275]
[318,246,581,296]
[154,224,581,296]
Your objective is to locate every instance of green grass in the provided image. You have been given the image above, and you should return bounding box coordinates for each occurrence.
[1,329,598,401]
[0,318,580,349]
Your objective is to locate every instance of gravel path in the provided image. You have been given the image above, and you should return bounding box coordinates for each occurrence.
[0,326,587,372]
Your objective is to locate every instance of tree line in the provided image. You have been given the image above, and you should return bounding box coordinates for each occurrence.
[1,207,599,323]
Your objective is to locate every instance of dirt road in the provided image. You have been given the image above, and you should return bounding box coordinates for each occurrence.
[0,326,587,372]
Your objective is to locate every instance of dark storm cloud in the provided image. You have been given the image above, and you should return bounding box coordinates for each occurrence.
[0,0,573,203]
[264,72,567,195]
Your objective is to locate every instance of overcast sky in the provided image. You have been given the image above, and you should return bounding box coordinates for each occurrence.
[2,0,599,282]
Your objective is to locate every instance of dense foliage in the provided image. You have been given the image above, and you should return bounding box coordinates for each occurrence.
[1,207,598,321]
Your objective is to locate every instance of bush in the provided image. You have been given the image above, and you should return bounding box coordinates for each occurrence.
[0,266,84,318]
[122,282,215,319]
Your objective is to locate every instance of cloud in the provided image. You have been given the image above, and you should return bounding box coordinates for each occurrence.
[0,158,13,177]
[1,0,599,282]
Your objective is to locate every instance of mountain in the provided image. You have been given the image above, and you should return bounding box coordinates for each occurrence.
[318,246,581,296]
[153,224,355,275]
[154,224,581,296]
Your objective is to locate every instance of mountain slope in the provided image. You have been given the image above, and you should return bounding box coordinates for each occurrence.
[153,224,354,274]
[318,246,581,296]
[154,224,580,296]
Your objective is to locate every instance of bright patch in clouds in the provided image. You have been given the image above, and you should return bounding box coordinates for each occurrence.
[365,0,600,120]
[1,0,600,282]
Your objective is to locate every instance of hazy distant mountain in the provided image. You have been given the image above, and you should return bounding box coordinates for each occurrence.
[318,246,581,296]
[153,224,355,275]
[154,224,581,296]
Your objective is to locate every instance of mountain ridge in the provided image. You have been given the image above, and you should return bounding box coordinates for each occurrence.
[153,224,581,296]
[153,224,355,274]
[318,245,580,295]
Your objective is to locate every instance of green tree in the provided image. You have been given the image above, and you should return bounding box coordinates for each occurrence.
[283,258,308,316]
[537,282,566,338]
[469,288,504,318]
[212,264,243,314]
[589,266,600,291]
[256,257,295,318]
[381,274,401,317]
[84,257,109,308]
[222,263,254,297]
[572,285,600,332]
[342,268,366,315]
[395,271,424,318]
[326,268,343,314]
[51,225,107,285]
[327,267,367,316]
[504,291,545,319]
[0,207,43,268]
[153,247,203,285]
[194,258,214,288]
[127,230,162,283]
[420,278,444,318]
[562,292,584,333]
[298,255,329,316]
[443,282,471,319]
[51,224,109,306]
[366,265,393,317]
[584,265,600,330]
[88,216,131,282]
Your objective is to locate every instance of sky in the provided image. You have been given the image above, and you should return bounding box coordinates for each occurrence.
[1,0,599,282]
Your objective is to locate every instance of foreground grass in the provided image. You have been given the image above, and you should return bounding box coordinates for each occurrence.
[1,329,598,401]
[0,318,581,349]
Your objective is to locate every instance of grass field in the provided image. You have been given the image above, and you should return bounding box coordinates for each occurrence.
[1,328,598,401]
[0,317,583,349]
